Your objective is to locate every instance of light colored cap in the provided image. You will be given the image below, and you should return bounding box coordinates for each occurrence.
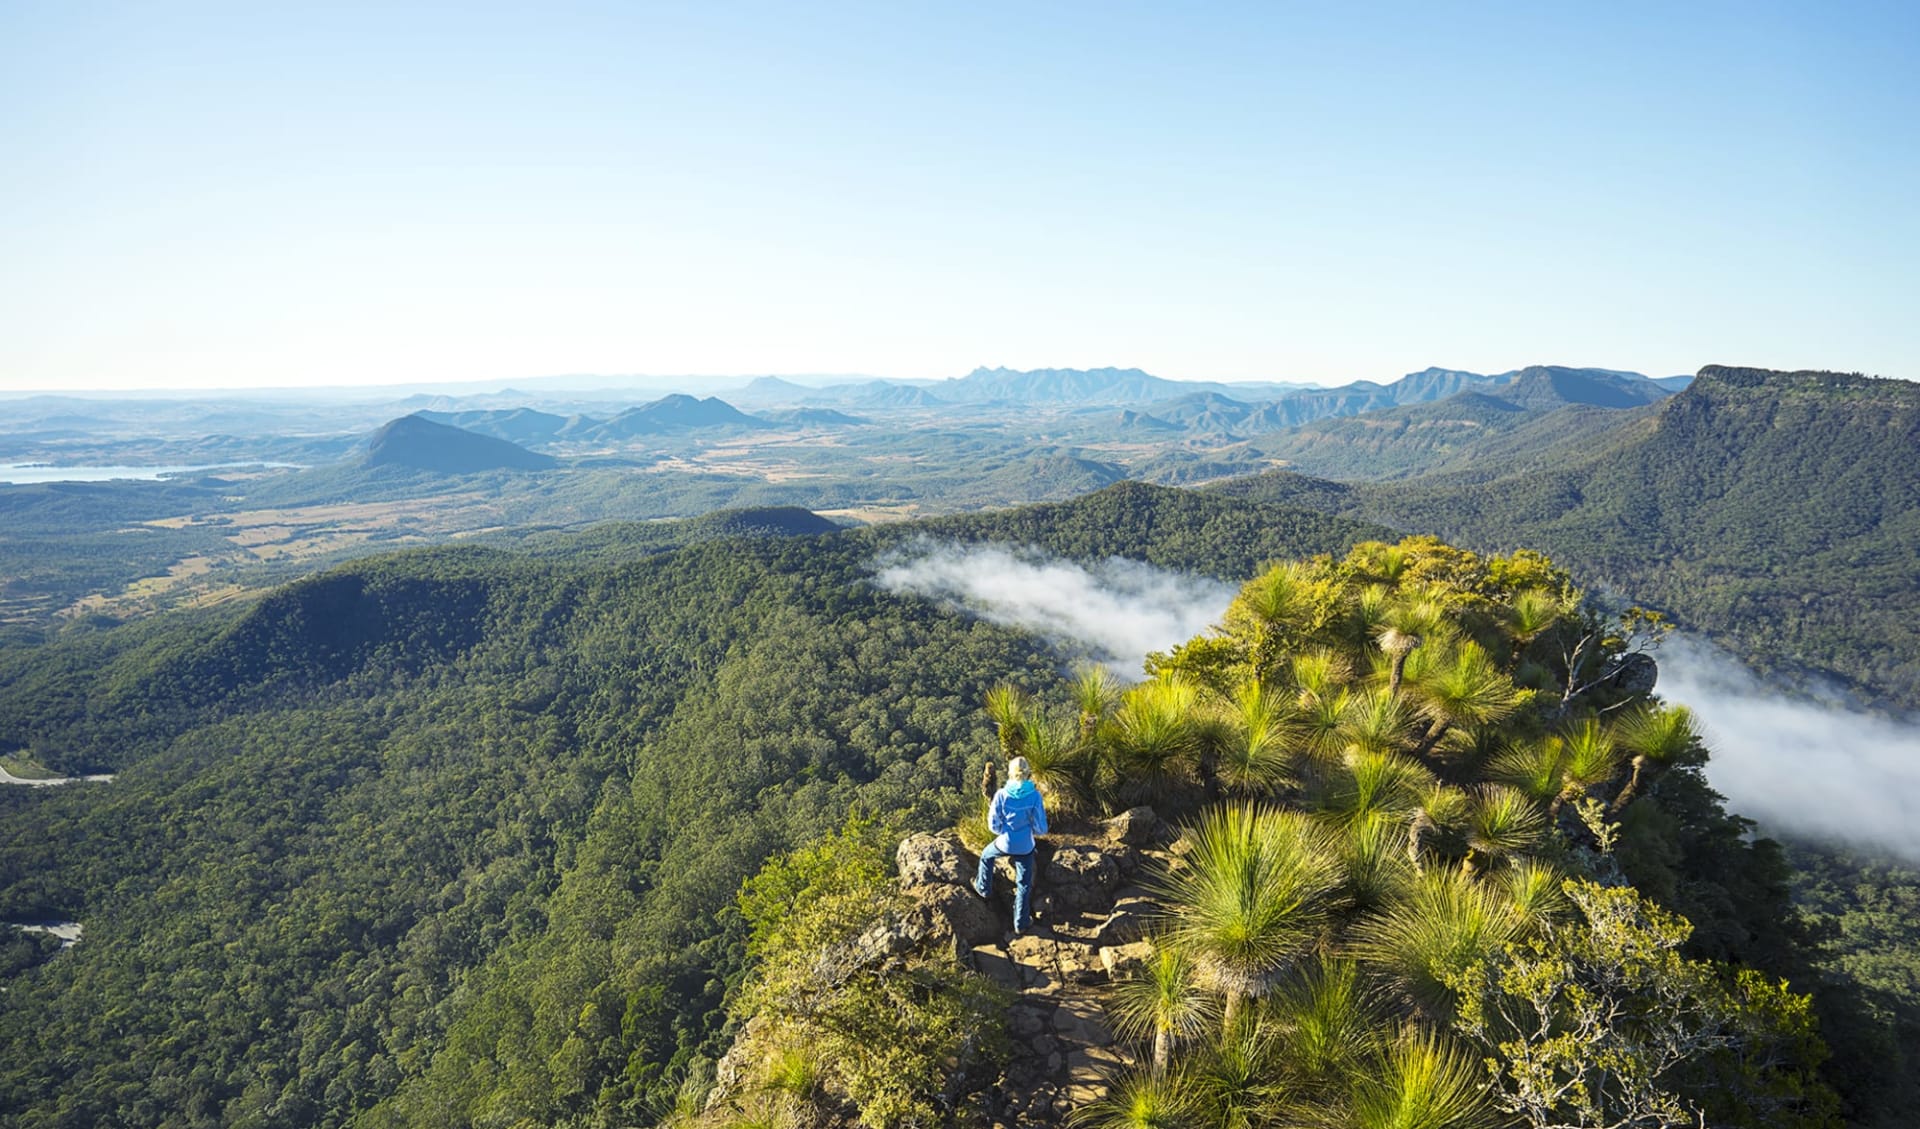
[1008,756,1032,781]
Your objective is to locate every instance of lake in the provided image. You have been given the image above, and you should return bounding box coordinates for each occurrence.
[0,461,300,484]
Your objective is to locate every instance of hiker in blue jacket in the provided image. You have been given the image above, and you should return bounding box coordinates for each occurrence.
[974,755,1049,934]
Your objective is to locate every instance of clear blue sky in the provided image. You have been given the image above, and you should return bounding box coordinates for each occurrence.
[3,1,1915,391]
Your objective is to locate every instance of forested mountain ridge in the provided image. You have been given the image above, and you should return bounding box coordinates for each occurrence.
[1217,366,1920,708]
[692,537,1847,1129]
[0,485,1385,1128]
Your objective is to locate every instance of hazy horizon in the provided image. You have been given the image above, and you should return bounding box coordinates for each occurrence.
[0,359,1706,401]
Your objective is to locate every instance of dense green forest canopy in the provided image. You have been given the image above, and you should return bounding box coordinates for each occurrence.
[1,442,1916,1127]
[0,485,1381,1127]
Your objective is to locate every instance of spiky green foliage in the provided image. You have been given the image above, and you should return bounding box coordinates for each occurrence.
[1352,870,1529,1019]
[1338,811,1417,912]
[1106,676,1206,802]
[960,536,1837,1125]
[1315,750,1436,827]
[1610,702,1702,813]
[1466,784,1547,862]
[1271,958,1380,1091]
[1336,687,1414,759]
[1019,709,1099,817]
[1345,1032,1497,1129]
[1406,639,1525,757]
[1157,806,1345,1016]
[1497,860,1570,927]
[1188,1011,1292,1129]
[1073,1070,1200,1129]
[985,682,1030,759]
[1109,944,1220,1079]
[1215,678,1299,797]
[1073,662,1122,737]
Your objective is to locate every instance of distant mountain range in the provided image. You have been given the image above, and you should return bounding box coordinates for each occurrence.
[388,366,1682,470]
[729,363,1684,418]
[1251,366,1677,478]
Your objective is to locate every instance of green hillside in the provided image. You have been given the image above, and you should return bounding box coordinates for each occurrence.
[1219,367,1920,708]
[0,485,1382,1128]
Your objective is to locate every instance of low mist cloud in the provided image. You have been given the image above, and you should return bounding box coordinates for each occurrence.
[1658,636,1920,861]
[874,548,1920,860]
[875,541,1235,677]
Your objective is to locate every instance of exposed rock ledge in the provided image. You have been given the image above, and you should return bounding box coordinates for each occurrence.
[708,806,1178,1127]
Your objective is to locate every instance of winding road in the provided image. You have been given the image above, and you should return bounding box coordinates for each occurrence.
[0,766,115,787]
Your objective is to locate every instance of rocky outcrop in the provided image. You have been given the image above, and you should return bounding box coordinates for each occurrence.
[706,810,1179,1127]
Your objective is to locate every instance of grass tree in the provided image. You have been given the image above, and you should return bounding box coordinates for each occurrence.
[1019,708,1099,818]
[1338,811,1417,913]
[1269,958,1379,1093]
[1490,718,1623,825]
[1405,639,1524,761]
[1109,944,1218,1080]
[1462,784,1547,872]
[1073,662,1121,741]
[1215,678,1299,797]
[1106,676,1206,805]
[1406,784,1472,876]
[1335,688,1413,761]
[1158,806,1345,1030]
[1376,597,1448,698]
[1298,684,1355,763]
[1502,587,1569,664]
[1353,869,1526,1020]
[1496,859,1570,928]
[1609,702,1700,813]
[1344,1031,1498,1129]
[1074,1070,1199,1129]
[1188,1009,1294,1129]
[1314,751,1435,828]
[1291,648,1353,704]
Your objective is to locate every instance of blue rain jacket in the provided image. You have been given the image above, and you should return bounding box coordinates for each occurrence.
[989,779,1049,855]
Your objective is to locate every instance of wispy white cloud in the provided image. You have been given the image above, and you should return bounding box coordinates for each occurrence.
[875,541,1234,678]
[1659,636,1920,861]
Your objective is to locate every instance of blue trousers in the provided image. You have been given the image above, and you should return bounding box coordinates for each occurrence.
[974,841,1036,932]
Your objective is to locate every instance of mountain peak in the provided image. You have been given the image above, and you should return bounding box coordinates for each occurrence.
[365,414,556,473]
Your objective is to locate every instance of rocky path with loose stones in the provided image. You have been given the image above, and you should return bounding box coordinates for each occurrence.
[896,806,1175,1126]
